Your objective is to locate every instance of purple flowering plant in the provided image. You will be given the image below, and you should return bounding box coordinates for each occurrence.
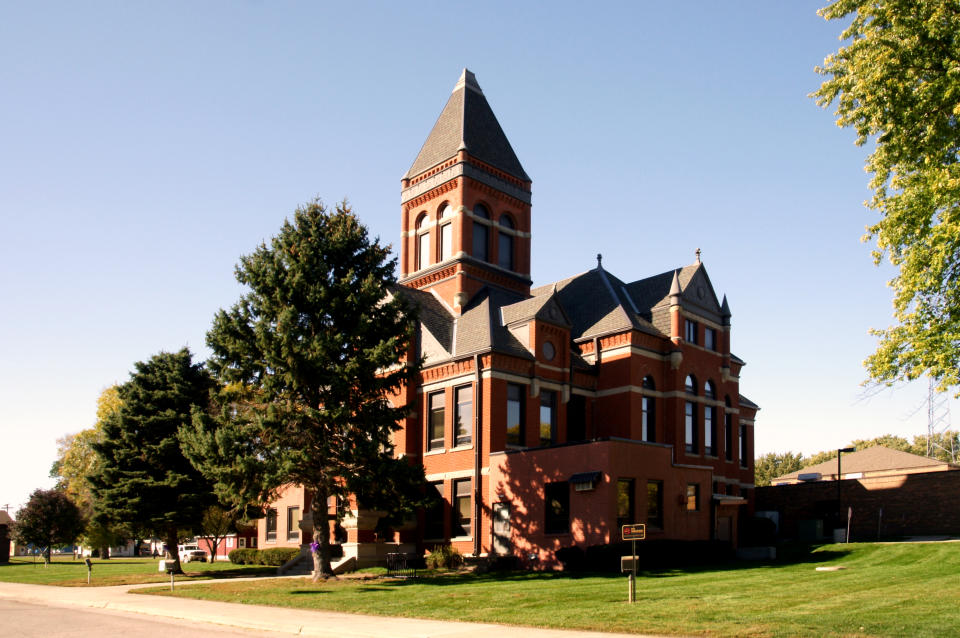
[310,541,320,554]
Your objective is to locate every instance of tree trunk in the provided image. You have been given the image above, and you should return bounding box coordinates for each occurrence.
[99,545,110,560]
[311,484,335,581]
[165,527,183,574]
[43,546,51,565]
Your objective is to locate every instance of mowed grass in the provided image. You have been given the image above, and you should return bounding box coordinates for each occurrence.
[0,555,275,586]
[142,542,960,637]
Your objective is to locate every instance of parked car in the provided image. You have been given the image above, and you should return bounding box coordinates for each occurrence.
[177,544,207,563]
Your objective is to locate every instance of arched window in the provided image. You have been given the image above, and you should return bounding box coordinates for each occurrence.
[497,214,514,271]
[704,380,716,400]
[685,374,697,394]
[641,376,656,442]
[416,213,430,270]
[438,204,452,262]
[472,204,489,262]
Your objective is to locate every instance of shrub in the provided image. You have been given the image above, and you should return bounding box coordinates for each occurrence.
[228,548,257,565]
[425,544,463,570]
[260,547,300,566]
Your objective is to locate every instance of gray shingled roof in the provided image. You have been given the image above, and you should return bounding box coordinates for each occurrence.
[404,70,529,181]
[775,446,956,482]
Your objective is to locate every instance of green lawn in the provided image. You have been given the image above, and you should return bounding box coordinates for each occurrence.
[141,542,960,637]
[0,555,275,586]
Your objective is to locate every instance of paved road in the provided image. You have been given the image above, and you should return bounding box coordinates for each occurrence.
[0,598,286,638]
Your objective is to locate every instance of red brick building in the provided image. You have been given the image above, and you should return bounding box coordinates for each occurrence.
[260,70,758,568]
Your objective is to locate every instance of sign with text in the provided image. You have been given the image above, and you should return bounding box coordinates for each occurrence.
[621,523,646,541]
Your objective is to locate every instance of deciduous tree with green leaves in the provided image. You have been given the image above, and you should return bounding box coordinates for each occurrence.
[13,489,85,564]
[754,452,806,487]
[813,0,960,393]
[183,200,422,580]
[90,348,216,573]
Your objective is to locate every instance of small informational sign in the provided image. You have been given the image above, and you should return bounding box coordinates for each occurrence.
[621,556,639,573]
[621,523,646,541]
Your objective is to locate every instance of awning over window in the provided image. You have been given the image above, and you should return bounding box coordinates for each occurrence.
[569,471,602,491]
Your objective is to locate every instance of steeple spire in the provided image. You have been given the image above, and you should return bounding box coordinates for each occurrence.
[399,71,533,305]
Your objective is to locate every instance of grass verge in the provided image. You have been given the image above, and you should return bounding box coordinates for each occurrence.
[140,542,960,637]
[0,555,275,586]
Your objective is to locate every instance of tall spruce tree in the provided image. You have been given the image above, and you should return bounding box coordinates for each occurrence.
[185,200,421,579]
[90,348,215,573]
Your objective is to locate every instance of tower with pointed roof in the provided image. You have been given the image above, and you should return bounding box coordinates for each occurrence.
[400,70,532,313]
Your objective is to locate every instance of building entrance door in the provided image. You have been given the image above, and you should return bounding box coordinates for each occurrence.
[492,502,511,554]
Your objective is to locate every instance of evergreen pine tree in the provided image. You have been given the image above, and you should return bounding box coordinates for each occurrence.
[90,348,215,573]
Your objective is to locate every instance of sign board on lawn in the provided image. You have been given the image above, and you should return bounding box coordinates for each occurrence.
[622,523,645,540]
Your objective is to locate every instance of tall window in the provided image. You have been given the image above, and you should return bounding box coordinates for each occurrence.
[739,424,749,468]
[452,479,471,537]
[544,482,569,534]
[286,506,301,542]
[704,327,717,351]
[646,480,663,529]
[428,391,445,451]
[506,383,525,446]
[539,390,556,446]
[454,384,472,447]
[472,204,489,262]
[617,478,636,529]
[416,213,430,270]
[424,482,445,539]
[725,397,733,462]
[685,401,698,454]
[438,204,452,262]
[498,215,514,271]
[686,484,700,511]
[265,508,277,541]
[641,376,656,442]
[705,406,716,456]
[685,319,698,344]
[567,394,586,442]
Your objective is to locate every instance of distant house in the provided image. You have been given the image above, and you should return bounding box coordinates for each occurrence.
[0,511,11,563]
[757,446,960,541]
[197,526,257,561]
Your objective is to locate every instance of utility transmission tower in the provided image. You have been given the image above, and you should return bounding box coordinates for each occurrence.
[927,378,956,462]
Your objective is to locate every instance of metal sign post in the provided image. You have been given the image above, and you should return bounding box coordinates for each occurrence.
[621,524,646,604]
[84,558,92,585]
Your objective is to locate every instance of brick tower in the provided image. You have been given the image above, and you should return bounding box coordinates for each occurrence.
[399,70,532,312]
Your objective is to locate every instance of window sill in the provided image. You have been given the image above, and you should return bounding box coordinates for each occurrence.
[450,444,474,452]
[704,454,718,460]
[424,448,446,456]
[450,536,473,542]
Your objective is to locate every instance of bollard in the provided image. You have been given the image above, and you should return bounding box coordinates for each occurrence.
[628,572,635,603]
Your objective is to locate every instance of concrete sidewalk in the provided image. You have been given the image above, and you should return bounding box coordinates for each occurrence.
[0,579,663,638]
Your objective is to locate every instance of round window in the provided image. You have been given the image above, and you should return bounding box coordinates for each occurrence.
[542,341,556,361]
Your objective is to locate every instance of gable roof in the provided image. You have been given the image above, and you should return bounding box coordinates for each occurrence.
[404,69,529,181]
[775,446,956,482]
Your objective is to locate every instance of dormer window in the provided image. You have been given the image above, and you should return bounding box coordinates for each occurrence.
[472,204,489,262]
[416,213,430,270]
[498,214,514,271]
[438,204,452,262]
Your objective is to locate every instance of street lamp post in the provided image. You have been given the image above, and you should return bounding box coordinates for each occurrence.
[837,447,855,542]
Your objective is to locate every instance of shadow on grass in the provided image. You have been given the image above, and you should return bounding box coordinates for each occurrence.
[182,567,276,579]
[353,543,855,589]
[290,590,331,596]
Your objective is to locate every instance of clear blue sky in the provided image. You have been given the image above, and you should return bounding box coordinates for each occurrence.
[2,1,955,512]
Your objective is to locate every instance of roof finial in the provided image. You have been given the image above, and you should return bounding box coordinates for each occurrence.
[695,248,702,264]
[597,253,603,269]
